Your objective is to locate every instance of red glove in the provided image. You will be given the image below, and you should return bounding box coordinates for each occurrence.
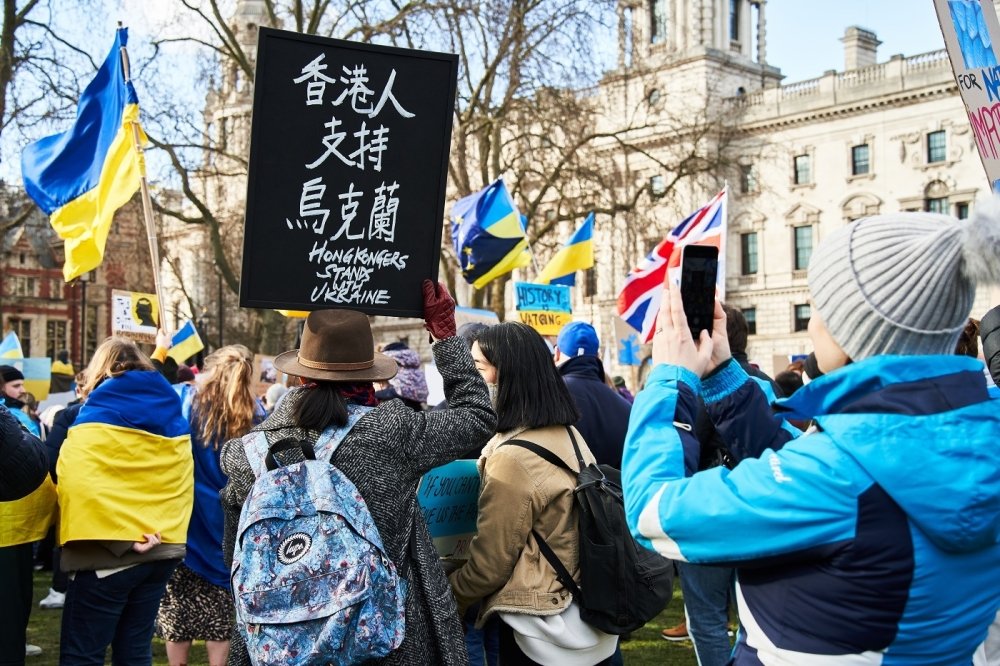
[423,279,457,340]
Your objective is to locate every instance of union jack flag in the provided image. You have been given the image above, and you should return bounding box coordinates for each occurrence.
[616,188,727,343]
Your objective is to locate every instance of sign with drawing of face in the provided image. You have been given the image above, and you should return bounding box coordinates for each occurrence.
[111,290,159,342]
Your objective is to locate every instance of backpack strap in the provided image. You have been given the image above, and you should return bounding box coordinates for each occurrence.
[532,529,582,599]
[313,404,374,464]
[503,438,578,474]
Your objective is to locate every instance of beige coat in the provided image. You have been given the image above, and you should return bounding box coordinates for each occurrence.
[449,425,597,626]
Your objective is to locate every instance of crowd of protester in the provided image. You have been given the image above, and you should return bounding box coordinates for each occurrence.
[0,203,998,666]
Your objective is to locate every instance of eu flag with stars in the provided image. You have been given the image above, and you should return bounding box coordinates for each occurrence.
[450,179,531,289]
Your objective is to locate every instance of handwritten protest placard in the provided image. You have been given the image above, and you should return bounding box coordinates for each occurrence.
[514,282,572,335]
[935,0,1000,190]
[111,290,159,342]
[239,28,458,317]
[417,459,479,559]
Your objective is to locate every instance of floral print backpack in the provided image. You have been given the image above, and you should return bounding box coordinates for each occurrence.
[232,405,407,665]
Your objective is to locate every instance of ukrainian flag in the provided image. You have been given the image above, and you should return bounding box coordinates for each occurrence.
[0,331,23,359]
[536,212,594,286]
[57,369,193,545]
[168,321,205,364]
[451,179,532,289]
[21,28,146,282]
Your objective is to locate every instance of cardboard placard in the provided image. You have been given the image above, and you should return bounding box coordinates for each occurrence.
[111,290,159,342]
[240,28,458,317]
[935,0,1000,190]
[613,315,644,366]
[253,354,282,397]
[417,459,479,559]
[514,282,572,335]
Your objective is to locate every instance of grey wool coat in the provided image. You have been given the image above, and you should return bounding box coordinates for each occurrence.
[220,336,496,666]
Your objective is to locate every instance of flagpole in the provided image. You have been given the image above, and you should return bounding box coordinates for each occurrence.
[118,24,170,335]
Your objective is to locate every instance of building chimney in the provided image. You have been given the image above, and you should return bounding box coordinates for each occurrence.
[841,26,881,71]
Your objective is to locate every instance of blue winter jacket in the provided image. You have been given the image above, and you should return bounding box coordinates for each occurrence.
[623,355,1000,665]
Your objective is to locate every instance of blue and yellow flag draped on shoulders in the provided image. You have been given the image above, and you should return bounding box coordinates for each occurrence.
[56,369,193,545]
[451,179,532,289]
[21,27,146,282]
[536,212,594,286]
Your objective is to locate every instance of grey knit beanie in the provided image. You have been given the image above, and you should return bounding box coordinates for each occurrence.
[808,199,1000,360]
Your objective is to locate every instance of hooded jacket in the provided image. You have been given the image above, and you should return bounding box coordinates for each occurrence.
[623,355,1000,665]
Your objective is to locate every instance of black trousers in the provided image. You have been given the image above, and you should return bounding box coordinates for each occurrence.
[498,619,614,666]
[0,542,35,666]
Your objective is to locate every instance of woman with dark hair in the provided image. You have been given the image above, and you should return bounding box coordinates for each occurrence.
[219,281,495,666]
[450,322,618,666]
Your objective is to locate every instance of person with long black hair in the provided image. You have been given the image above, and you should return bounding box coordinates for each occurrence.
[450,322,618,666]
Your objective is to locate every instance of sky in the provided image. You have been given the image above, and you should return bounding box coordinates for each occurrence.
[766,0,947,83]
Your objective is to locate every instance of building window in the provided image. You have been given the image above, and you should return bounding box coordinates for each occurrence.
[793,154,811,185]
[851,144,870,176]
[742,307,757,335]
[957,202,970,219]
[740,232,758,275]
[793,225,813,271]
[925,197,948,214]
[927,130,946,163]
[794,304,811,332]
[10,276,37,297]
[9,319,31,356]
[649,174,666,197]
[46,320,68,359]
[729,0,740,42]
[584,265,598,299]
[650,0,668,44]
[739,164,757,193]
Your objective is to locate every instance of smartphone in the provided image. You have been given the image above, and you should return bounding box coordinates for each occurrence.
[679,245,719,340]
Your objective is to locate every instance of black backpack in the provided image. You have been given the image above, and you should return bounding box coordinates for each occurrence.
[503,427,674,635]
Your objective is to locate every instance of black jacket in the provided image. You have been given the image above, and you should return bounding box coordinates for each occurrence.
[0,404,48,501]
[558,355,632,469]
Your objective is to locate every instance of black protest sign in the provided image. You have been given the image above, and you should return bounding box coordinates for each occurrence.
[239,28,458,317]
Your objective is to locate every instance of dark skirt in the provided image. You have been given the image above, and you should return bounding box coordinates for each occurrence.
[156,562,234,642]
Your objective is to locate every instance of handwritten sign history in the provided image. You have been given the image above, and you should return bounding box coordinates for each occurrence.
[514,282,573,335]
[935,0,1000,190]
[111,289,160,343]
[240,28,459,317]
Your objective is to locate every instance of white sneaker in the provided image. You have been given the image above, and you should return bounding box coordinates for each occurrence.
[39,588,65,609]
[25,644,42,657]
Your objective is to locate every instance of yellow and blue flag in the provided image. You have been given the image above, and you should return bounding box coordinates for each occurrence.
[0,331,23,359]
[451,179,532,289]
[168,321,205,364]
[21,28,146,282]
[536,212,594,286]
[57,369,193,545]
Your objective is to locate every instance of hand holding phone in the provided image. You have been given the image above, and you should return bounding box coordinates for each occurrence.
[679,245,719,341]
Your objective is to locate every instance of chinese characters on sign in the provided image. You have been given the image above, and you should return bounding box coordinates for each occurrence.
[240,29,458,317]
[291,54,414,305]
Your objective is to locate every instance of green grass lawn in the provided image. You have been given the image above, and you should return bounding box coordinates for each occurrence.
[27,571,698,665]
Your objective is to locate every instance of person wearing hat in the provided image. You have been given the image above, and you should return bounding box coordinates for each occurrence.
[1,365,40,437]
[623,204,1000,664]
[219,281,496,666]
[553,321,631,470]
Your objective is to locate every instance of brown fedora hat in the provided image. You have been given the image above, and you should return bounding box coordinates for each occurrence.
[273,310,398,382]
